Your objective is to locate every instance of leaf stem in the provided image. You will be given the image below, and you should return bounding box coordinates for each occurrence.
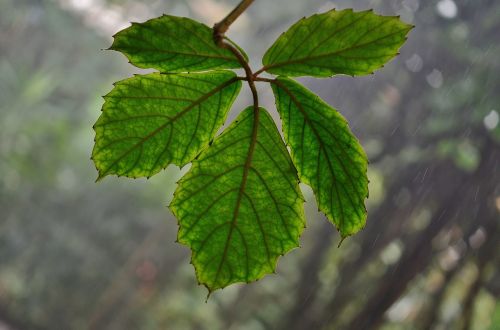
[213,0,259,119]
[253,77,274,83]
[252,67,267,77]
[213,4,260,194]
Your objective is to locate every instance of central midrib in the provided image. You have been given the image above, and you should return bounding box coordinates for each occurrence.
[213,109,260,288]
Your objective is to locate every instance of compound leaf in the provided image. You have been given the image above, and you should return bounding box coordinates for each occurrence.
[170,107,305,292]
[271,77,368,238]
[110,15,247,73]
[262,9,413,77]
[92,70,241,179]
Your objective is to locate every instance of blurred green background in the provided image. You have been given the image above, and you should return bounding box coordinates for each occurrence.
[0,0,499,329]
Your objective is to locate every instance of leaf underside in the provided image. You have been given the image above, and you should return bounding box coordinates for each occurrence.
[271,77,368,237]
[170,107,305,292]
[262,9,413,77]
[110,15,247,73]
[92,70,241,179]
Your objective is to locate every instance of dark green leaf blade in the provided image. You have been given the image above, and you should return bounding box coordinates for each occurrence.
[170,107,305,292]
[271,77,368,238]
[262,9,412,77]
[92,71,241,179]
[110,15,247,73]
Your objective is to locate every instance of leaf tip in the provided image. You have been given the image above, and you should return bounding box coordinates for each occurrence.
[109,35,121,47]
[204,284,216,302]
[95,173,105,183]
[338,236,347,248]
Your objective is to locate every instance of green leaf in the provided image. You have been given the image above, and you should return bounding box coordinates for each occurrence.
[110,15,247,73]
[271,77,368,238]
[262,9,413,77]
[92,70,241,179]
[170,107,305,292]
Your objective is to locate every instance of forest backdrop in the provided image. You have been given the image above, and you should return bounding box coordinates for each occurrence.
[0,0,499,329]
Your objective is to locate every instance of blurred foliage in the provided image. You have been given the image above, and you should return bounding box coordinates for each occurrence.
[0,0,499,329]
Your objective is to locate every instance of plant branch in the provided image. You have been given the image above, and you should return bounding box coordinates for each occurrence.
[213,0,258,114]
[213,0,254,42]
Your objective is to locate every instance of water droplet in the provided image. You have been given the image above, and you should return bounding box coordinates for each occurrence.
[468,227,486,249]
[426,69,443,88]
[483,110,499,130]
[380,241,403,265]
[437,0,457,19]
[402,0,420,12]
[405,54,423,72]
